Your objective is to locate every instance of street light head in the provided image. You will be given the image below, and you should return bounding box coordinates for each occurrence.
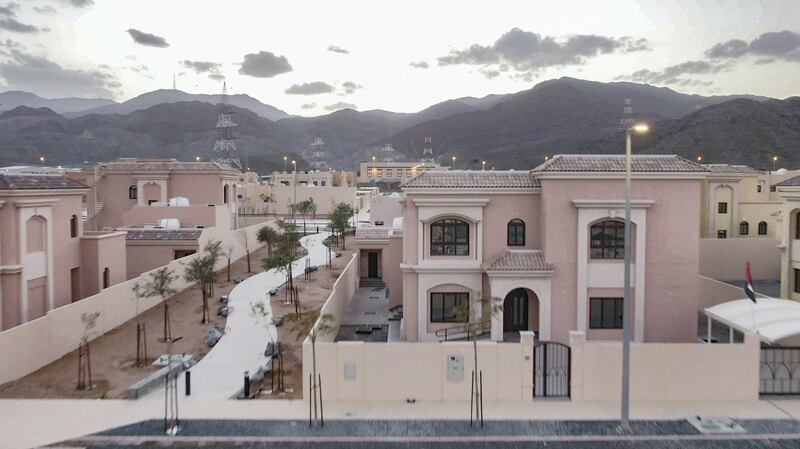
[773,156,779,161]
[452,156,456,161]
[39,156,45,161]
[631,123,649,134]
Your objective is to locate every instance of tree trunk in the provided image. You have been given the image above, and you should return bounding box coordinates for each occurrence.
[246,249,251,273]
[311,337,318,421]
[227,259,231,282]
[200,285,208,324]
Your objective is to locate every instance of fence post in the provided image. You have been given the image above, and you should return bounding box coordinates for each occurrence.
[185,370,191,396]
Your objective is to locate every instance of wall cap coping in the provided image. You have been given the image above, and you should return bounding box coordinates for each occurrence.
[572,199,654,209]
[13,198,59,208]
[0,265,23,274]
[412,198,490,207]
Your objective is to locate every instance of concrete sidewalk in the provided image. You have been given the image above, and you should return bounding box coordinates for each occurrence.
[3,398,800,449]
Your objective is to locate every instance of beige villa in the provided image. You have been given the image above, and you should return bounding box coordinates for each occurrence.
[353,155,709,344]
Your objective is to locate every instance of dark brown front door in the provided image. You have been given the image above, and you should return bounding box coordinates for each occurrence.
[503,288,528,333]
[367,252,379,278]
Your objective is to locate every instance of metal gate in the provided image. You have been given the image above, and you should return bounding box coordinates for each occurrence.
[533,341,571,398]
[760,347,800,395]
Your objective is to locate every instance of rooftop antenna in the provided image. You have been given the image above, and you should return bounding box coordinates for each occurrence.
[382,143,397,163]
[172,75,177,90]
[619,98,635,128]
[421,136,435,164]
[212,82,242,170]
[308,137,328,170]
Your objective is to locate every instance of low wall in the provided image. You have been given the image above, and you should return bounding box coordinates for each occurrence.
[699,238,780,281]
[316,254,357,342]
[569,331,760,402]
[0,219,272,385]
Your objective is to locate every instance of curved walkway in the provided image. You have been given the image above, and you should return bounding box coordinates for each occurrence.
[144,232,331,401]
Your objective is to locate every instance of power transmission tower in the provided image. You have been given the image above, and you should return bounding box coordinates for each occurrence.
[308,137,328,170]
[421,136,435,164]
[382,143,396,163]
[212,82,242,170]
[620,98,635,129]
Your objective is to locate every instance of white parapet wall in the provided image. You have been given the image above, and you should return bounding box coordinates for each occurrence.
[569,330,760,402]
[0,220,272,385]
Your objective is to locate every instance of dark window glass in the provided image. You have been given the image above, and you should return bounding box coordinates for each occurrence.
[758,221,768,235]
[70,214,78,238]
[740,222,749,236]
[757,184,762,193]
[128,185,137,199]
[589,220,625,259]
[223,185,229,204]
[102,267,110,289]
[589,298,623,329]
[718,202,728,214]
[796,213,800,239]
[795,269,800,294]
[717,230,727,239]
[770,185,777,192]
[430,292,469,323]
[430,219,469,256]
[507,219,525,246]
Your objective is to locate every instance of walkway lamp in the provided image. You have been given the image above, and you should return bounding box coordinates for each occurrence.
[773,155,779,171]
[452,156,456,170]
[284,156,288,172]
[482,161,486,171]
[621,123,649,431]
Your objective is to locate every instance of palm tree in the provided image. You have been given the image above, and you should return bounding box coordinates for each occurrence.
[287,307,334,424]
[256,225,279,258]
[296,199,313,235]
[143,267,179,342]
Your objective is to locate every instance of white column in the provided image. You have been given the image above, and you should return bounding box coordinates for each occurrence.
[633,209,646,342]
[576,210,589,334]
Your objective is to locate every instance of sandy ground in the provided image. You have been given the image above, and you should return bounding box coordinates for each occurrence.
[254,245,355,400]
[0,245,273,400]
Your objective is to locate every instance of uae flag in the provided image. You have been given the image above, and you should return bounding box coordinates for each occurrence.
[744,262,757,303]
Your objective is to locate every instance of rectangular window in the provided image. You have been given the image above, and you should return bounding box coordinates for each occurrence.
[795,269,800,294]
[717,202,728,214]
[589,298,623,329]
[717,230,727,239]
[771,185,777,192]
[406,169,412,177]
[377,169,382,177]
[590,221,625,259]
[430,219,470,256]
[430,292,469,323]
[757,184,762,193]
[321,181,326,186]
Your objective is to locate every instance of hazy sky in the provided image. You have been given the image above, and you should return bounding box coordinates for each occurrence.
[0,0,799,116]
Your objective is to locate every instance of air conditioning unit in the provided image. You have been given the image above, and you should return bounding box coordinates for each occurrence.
[195,225,205,229]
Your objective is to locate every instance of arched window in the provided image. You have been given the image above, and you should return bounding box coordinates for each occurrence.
[739,221,749,236]
[128,185,137,199]
[507,219,525,246]
[796,212,800,239]
[223,184,229,204]
[102,267,110,289]
[430,218,469,256]
[590,220,625,259]
[70,214,78,238]
[758,221,768,236]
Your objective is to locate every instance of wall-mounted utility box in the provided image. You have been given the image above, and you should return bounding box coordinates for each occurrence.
[447,354,464,382]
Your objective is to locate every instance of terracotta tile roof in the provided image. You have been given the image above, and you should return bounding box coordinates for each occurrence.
[354,227,393,241]
[0,174,87,190]
[777,175,800,187]
[402,170,540,189]
[93,158,240,173]
[125,229,202,241]
[534,155,709,173]
[705,164,762,174]
[484,250,552,272]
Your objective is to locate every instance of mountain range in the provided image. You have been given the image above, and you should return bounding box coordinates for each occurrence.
[0,77,795,172]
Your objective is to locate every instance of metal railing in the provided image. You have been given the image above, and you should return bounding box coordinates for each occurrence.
[434,322,492,341]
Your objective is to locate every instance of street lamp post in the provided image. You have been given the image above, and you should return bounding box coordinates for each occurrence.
[196,156,201,162]
[697,156,703,164]
[773,156,779,171]
[39,156,45,167]
[451,156,456,170]
[482,161,486,171]
[291,160,297,221]
[621,123,649,431]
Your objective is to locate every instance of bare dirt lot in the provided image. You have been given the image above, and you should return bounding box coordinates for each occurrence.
[0,245,272,399]
[253,246,354,400]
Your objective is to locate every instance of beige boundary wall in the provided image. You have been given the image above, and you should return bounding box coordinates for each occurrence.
[0,220,272,385]
[699,238,780,281]
[303,253,761,404]
[569,331,760,402]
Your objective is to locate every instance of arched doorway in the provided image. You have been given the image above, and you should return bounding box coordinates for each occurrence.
[503,288,539,341]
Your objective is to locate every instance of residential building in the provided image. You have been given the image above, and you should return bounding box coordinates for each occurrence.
[0,174,126,330]
[367,155,709,344]
[701,164,800,239]
[357,161,444,185]
[775,175,800,299]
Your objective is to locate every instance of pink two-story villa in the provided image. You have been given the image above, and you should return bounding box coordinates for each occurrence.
[389,155,707,344]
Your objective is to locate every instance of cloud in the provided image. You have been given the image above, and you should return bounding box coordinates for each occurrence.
[238,51,292,78]
[327,45,349,54]
[409,60,429,69]
[208,73,225,81]
[285,81,335,95]
[59,0,93,7]
[620,60,726,86]
[301,102,316,109]
[479,68,501,79]
[341,81,361,94]
[0,17,41,33]
[324,101,356,111]
[0,48,120,98]
[179,60,225,81]
[705,30,800,62]
[437,28,649,76]
[0,2,19,17]
[126,28,169,48]
[33,5,57,14]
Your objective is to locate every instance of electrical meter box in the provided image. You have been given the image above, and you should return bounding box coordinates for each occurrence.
[447,354,464,382]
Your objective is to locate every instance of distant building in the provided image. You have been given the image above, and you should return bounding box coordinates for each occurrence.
[357,161,444,186]
[0,174,126,330]
[701,164,800,239]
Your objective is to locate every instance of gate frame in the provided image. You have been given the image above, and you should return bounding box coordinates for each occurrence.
[532,340,571,399]
[760,346,800,396]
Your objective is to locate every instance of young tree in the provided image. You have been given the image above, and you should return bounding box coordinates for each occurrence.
[256,225,279,258]
[329,202,354,250]
[286,307,334,425]
[183,240,221,324]
[259,192,275,216]
[77,311,101,390]
[238,229,252,273]
[295,199,313,236]
[131,282,148,366]
[452,291,502,425]
[308,197,317,221]
[263,228,299,305]
[143,267,179,342]
[224,243,235,282]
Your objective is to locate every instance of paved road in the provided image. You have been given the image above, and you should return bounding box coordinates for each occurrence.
[52,418,800,448]
[141,232,331,401]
